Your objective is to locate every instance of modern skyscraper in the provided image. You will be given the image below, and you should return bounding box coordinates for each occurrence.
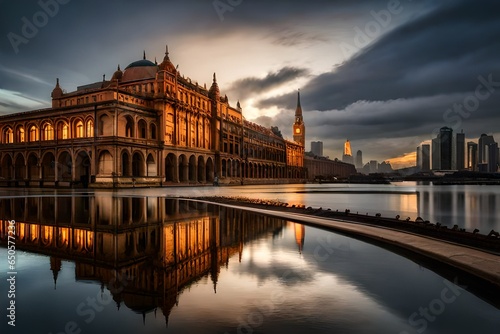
[456,131,465,170]
[478,134,495,164]
[311,141,323,157]
[355,150,363,169]
[342,140,353,164]
[432,137,440,170]
[293,91,305,147]
[467,141,478,171]
[421,144,430,171]
[488,142,499,173]
[439,127,453,170]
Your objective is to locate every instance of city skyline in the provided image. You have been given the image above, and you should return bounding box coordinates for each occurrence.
[1,0,500,168]
[419,130,499,173]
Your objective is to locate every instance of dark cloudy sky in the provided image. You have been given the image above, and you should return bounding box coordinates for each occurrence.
[1,0,499,167]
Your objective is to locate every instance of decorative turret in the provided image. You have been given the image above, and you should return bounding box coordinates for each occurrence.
[111,64,123,82]
[50,257,62,290]
[158,44,177,73]
[51,78,63,98]
[51,78,63,108]
[208,73,220,100]
[209,73,221,151]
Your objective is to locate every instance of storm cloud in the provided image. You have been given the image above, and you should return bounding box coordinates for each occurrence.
[1,0,499,165]
[227,66,309,98]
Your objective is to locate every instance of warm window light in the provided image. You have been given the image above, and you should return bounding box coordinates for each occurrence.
[5,128,13,143]
[76,121,84,138]
[44,124,54,140]
[86,121,94,137]
[17,127,25,142]
[29,126,37,142]
[62,124,69,139]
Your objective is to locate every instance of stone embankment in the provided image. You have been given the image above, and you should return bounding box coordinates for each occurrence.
[197,196,500,253]
[189,196,500,288]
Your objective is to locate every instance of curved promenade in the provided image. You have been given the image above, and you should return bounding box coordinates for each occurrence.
[193,198,500,288]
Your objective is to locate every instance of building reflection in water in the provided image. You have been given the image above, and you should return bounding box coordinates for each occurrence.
[294,223,305,253]
[416,186,500,230]
[0,196,287,325]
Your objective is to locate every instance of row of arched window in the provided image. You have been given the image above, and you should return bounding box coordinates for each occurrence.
[2,120,94,144]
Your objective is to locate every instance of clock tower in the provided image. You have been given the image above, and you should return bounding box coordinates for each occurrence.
[293,91,305,147]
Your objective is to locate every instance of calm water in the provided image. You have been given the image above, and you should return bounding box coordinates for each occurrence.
[0,185,499,334]
[87,181,498,231]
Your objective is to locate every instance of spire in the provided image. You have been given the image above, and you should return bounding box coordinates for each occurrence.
[51,78,63,99]
[143,50,146,60]
[295,90,303,117]
[159,44,176,73]
[50,257,62,290]
[154,57,157,65]
[208,72,220,99]
[112,64,123,82]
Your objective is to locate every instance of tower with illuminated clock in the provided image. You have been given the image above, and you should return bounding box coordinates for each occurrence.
[293,91,305,147]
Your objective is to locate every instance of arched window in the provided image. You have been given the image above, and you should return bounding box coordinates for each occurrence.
[4,128,13,143]
[75,121,84,138]
[16,127,24,143]
[43,124,54,140]
[62,124,69,139]
[86,120,94,137]
[29,126,38,142]
[138,120,147,139]
[57,122,70,140]
[150,123,157,140]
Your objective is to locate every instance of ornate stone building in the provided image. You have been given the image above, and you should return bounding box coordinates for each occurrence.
[0,46,305,187]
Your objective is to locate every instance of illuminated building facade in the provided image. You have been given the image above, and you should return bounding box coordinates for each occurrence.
[467,141,478,171]
[0,46,305,187]
[342,139,354,165]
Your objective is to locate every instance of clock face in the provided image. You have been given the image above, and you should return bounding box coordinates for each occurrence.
[295,128,301,134]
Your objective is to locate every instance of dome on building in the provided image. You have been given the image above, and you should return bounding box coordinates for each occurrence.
[125,59,157,69]
[122,51,158,82]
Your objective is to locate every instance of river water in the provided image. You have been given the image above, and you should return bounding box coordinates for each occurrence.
[0,184,498,334]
